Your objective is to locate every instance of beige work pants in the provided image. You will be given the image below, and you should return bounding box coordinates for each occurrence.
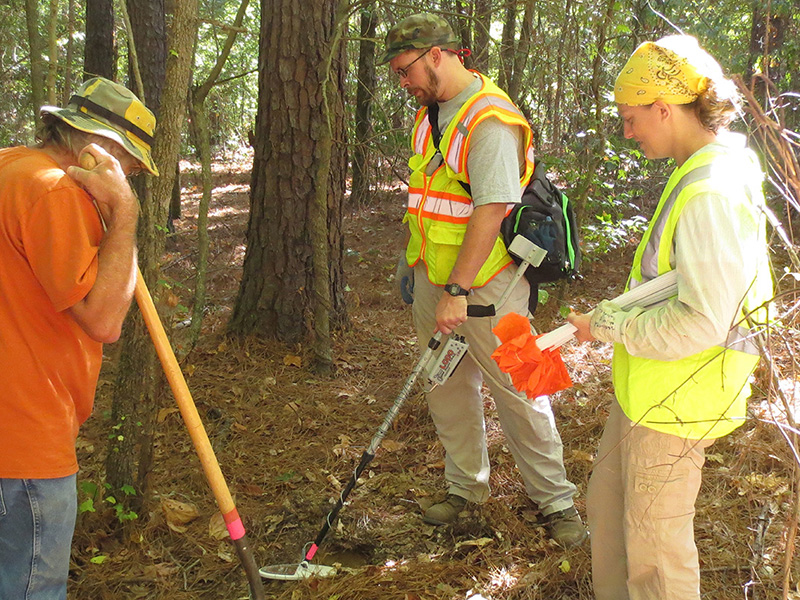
[588,400,714,600]
[411,265,577,514]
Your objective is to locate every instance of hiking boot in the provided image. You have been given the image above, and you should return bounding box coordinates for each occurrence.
[423,494,468,525]
[544,506,588,548]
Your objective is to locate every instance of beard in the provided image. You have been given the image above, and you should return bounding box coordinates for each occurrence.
[409,64,440,107]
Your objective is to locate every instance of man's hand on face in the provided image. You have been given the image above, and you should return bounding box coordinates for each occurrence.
[67,143,139,227]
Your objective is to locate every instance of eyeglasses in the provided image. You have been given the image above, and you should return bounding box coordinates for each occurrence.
[395,48,431,79]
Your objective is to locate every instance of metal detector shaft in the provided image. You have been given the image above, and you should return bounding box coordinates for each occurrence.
[301,331,445,563]
[133,272,266,600]
[300,301,498,564]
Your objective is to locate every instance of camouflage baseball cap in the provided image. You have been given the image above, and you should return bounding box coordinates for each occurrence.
[378,13,459,65]
[40,77,159,175]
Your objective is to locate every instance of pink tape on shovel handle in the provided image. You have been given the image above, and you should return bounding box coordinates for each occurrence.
[223,509,246,540]
[305,543,319,561]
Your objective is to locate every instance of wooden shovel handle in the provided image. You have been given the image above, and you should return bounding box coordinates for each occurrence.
[134,271,265,600]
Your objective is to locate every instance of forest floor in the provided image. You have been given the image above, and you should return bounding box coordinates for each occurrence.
[68,153,799,599]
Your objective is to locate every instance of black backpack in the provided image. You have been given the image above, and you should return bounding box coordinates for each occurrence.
[428,105,581,314]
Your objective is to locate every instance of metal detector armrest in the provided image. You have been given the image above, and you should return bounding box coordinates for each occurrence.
[467,304,495,317]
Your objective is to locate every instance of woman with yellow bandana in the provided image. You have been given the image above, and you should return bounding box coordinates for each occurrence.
[568,36,773,599]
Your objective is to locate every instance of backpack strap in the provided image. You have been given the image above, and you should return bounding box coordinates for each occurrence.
[427,103,472,196]
[428,103,443,150]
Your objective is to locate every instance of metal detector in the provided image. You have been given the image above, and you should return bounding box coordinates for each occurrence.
[259,237,547,581]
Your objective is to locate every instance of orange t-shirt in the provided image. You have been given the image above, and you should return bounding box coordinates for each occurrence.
[0,146,103,478]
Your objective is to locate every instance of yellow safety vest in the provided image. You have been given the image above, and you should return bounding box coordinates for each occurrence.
[404,74,535,287]
[613,143,773,439]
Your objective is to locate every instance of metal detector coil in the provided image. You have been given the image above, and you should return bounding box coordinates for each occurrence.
[423,334,469,390]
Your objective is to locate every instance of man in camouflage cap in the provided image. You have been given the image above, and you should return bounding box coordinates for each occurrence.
[0,77,156,599]
[386,14,587,548]
[378,13,460,65]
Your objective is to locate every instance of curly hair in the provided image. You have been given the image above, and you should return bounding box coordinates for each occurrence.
[685,68,742,133]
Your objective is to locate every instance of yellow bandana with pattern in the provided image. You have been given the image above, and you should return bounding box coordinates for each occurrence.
[615,36,713,106]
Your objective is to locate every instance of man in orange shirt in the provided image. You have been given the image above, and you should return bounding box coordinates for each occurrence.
[0,77,158,600]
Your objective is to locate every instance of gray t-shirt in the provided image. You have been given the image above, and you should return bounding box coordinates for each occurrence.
[426,76,526,207]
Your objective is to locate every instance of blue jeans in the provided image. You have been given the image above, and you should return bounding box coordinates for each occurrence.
[0,475,77,600]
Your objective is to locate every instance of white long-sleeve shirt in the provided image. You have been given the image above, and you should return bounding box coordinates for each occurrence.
[591,137,770,361]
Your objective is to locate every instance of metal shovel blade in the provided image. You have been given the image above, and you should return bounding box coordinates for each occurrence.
[259,561,336,581]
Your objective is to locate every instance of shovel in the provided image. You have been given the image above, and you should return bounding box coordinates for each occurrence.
[79,152,266,600]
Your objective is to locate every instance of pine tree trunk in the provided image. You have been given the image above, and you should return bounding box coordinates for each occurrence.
[84,0,116,81]
[472,0,492,74]
[24,0,44,123]
[498,0,516,91]
[106,0,194,514]
[351,7,377,208]
[508,0,536,104]
[46,0,58,105]
[229,0,348,362]
[62,0,75,104]
[126,0,166,109]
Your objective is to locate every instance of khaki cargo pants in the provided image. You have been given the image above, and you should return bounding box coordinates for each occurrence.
[588,400,714,600]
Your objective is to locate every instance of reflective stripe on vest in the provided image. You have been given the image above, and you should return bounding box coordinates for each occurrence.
[636,164,714,282]
[633,163,761,358]
[614,144,771,440]
[405,74,534,287]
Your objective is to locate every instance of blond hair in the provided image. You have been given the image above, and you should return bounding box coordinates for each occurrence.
[685,76,741,133]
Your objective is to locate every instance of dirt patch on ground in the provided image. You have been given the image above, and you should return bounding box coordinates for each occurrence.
[69,156,798,599]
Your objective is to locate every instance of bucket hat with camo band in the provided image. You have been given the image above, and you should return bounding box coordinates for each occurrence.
[40,76,159,175]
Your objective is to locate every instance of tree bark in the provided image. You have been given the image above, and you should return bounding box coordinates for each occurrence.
[126,0,166,112]
[24,0,44,123]
[105,0,186,514]
[83,0,116,80]
[351,7,377,208]
[229,0,348,366]
[46,0,58,105]
[497,0,516,91]
[451,0,473,69]
[471,0,492,74]
[508,0,536,105]
[62,0,76,104]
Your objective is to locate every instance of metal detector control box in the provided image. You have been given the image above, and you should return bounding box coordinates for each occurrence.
[423,334,469,391]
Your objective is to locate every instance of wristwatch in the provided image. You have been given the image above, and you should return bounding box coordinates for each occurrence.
[444,283,470,297]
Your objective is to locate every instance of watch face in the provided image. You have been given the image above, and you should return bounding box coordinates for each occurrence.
[445,283,468,296]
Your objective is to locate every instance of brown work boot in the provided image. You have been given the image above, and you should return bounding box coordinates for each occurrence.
[422,494,468,525]
[544,506,588,548]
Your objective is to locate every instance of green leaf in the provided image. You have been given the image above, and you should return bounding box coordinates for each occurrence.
[537,288,550,306]
[276,471,295,482]
[559,305,571,319]
[90,555,108,565]
[80,481,98,497]
[120,484,136,496]
[78,499,96,513]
